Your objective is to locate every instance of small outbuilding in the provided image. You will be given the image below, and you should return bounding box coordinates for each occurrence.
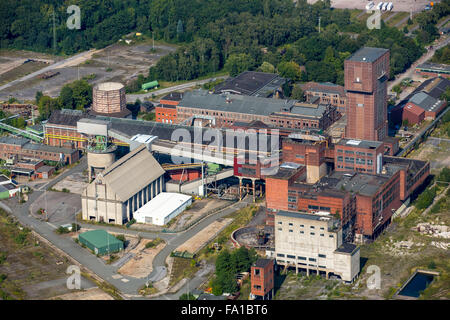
[78,230,124,255]
[133,192,192,226]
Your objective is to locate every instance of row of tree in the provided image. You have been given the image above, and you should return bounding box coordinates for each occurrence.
[35,79,92,120]
[212,247,258,296]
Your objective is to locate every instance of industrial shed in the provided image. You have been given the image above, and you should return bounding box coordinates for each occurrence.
[81,145,165,225]
[133,192,192,226]
[78,230,123,255]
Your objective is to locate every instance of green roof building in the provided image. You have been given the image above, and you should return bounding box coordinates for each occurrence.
[78,230,124,255]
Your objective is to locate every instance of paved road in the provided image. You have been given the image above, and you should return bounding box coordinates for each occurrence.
[126,76,228,103]
[0,49,98,93]
[388,35,450,93]
[1,159,251,299]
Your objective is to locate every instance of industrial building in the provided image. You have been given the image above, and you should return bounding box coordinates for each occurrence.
[345,47,389,141]
[133,192,192,226]
[78,230,124,255]
[91,82,131,118]
[213,71,287,98]
[273,211,360,282]
[0,136,80,165]
[301,82,347,114]
[0,174,20,199]
[81,145,165,225]
[250,259,275,300]
[415,62,450,79]
[176,89,340,130]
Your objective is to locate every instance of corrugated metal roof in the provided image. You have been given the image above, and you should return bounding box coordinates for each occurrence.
[100,145,165,201]
[134,192,192,222]
[79,230,122,248]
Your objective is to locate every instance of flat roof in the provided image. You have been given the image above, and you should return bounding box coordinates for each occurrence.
[179,89,296,117]
[253,258,273,268]
[277,210,332,222]
[0,182,18,191]
[95,82,124,91]
[36,165,55,173]
[0,136,29,146]
[134,192,192,221]
[335,243,358,254]
[337,138,383,149]
[417,62,450,73]
[328,170,398,197]
[347,47,389,63]
[214,71,286,97]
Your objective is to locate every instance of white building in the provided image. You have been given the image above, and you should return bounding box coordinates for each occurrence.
[274,210,360,282]
[81,145,165,225]
[133,192,192,226]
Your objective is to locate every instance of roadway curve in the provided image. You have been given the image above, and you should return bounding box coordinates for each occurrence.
[1,159,249,299]
[125,76,228,104]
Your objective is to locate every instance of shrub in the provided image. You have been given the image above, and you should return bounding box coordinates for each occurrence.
[115,234,126,242]
[56,226,70,234]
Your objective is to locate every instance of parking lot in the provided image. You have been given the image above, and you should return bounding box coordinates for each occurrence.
[30,191,81,226]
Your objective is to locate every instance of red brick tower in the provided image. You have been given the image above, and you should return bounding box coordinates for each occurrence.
[345,47,390,141]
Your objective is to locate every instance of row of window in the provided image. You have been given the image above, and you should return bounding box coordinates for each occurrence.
[276,253,327,260]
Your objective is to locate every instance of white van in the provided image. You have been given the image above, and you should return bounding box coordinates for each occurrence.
[382,2,389,10]
[366,1,375,10]
[387,2,393,11]
[376,2,384,10]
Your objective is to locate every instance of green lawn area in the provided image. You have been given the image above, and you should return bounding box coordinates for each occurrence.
[386,12,410,28]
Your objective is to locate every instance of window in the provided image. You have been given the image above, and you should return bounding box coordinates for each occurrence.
[309,258,316,262]
[278,228,282,231]
[298,256,306,260]
[337,156,343,162]
[300,224,304,227]
[289,230,293,233]
[329,235,334,238]
[319,254,326,258]
[287,255,295,259]
[300,231,304,234]
[310,226,315,229]
[278,221,282,225]
[288,223,293,226]
[320,234,324,237]
[320,227,324,230]
[310,232,315,236]
[277,253,285,257]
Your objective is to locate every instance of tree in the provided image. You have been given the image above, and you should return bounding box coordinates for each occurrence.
[59,85,74,109]
[224,53,253,77]
[35,91,43,105]
[290,85,305,101]
[179,293,196,300]
[277,61,302,81]
[258,61,275,73]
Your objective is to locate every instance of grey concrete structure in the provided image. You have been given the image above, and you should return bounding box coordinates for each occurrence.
[81,145,165,225]
[274,211,360,282]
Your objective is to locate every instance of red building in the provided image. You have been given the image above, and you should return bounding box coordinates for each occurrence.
[45,109,87,149]
[301,81,347,114]
[155,92,183,124]
[345,47,390,141]
[250,259,274,300]
[334,139,384,174]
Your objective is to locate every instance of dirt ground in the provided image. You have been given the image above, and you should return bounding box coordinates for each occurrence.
[0,208,76,299]
[49,287,113,300]
[176,218,233,254]
[0,39,175,101]
[118,239,166,278]
[168,198,230,231]
[407,139,450,173]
